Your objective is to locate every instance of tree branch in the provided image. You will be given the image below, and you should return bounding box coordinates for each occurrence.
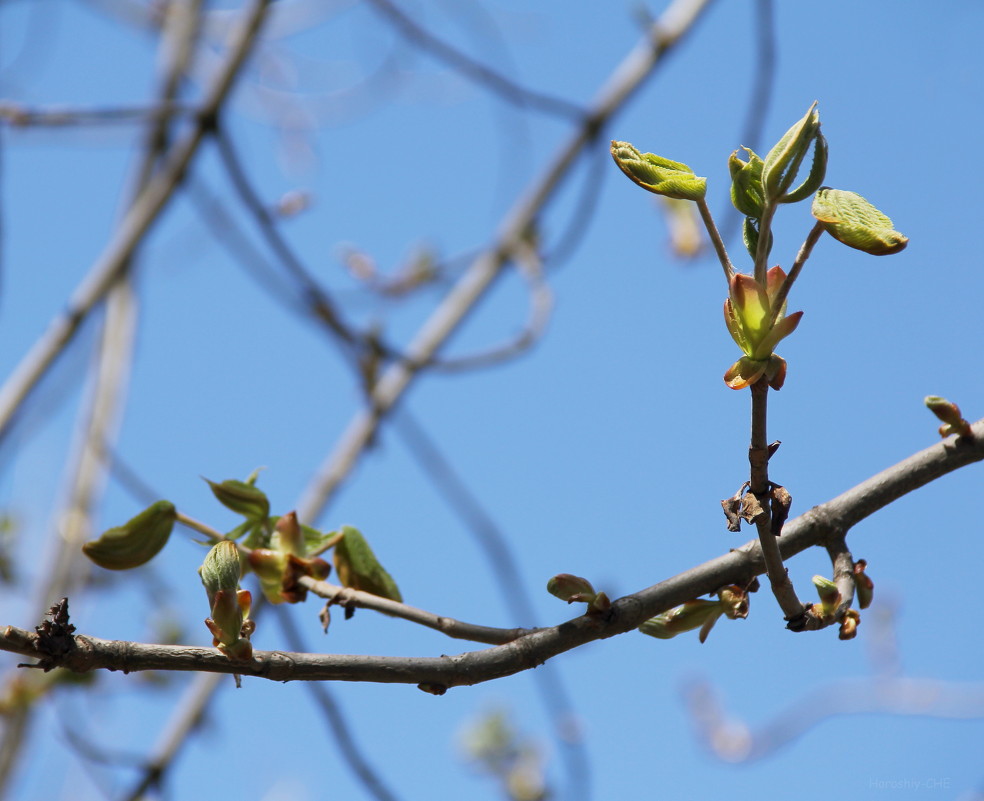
[4,420,981,689]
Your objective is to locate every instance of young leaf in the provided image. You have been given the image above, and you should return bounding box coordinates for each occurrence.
[811,188,908,255]
[610,141,707,201]
[204,477,270,521]
[729,147,766,217]
[82,501,176,570]
[333,526,402,602]
[762,102,826,203]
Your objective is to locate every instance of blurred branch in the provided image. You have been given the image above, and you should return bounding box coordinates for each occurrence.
[4,418,983,687]
[295,0,717,522]
[0,1,209,793]
[719,0,776,243]
[0,101,195,127]
[395,411,590,801]
[0,0,274,445]
[212,125,553,374]
[275,606,403,801]
[686,674,984,763]
[364,0,586,121]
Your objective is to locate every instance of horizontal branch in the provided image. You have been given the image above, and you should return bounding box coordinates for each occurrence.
[3,421,982,691]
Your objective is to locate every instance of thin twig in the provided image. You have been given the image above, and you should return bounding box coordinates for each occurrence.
[768,220,824,329]
[696,197,735,281]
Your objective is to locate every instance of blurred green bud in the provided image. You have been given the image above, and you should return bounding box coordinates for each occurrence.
[762,102,827,204]
[546,573,597,604]
[812,575,842,620]
[82,501,176,570]
[924,396,973,439]
[610,141,707,201]
[729,147,766,218]
[204,477,270,520]
[811,188,908,255]
[853,559,874,610]
[333,526,402,602]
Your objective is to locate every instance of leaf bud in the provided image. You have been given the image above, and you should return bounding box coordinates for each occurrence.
[924,396,973,439]
[546,574,597,604]
[853,559,874,610]
[838,609,860,641]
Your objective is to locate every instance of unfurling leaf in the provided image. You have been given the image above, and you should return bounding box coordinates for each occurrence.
[811,188,908,255]
[729,147,766,218]
[333,526,402,602]
[639,586,749,643]
[82,501,176,570]
[610,141,707,201]
[762,102,827,204]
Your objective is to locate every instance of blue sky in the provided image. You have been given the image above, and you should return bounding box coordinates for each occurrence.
[1,1,982,800]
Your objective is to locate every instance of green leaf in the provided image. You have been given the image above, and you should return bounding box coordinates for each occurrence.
[811,188,908,255]
[333,526,402,602]
[610,141,707,201]
[82,501,176,570]
[729,147,765,217]
[781,131,827,204]
[204,477,270,521]
[762,102,824,203]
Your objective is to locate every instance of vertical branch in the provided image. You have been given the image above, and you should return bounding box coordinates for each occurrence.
[748,381,804,623]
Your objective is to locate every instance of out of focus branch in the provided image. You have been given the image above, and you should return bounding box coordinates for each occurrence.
[295,0,717,522]
[686,675,984,763]
[0,102,195,127]
[0,0,273,445]
[365,0,586,120]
